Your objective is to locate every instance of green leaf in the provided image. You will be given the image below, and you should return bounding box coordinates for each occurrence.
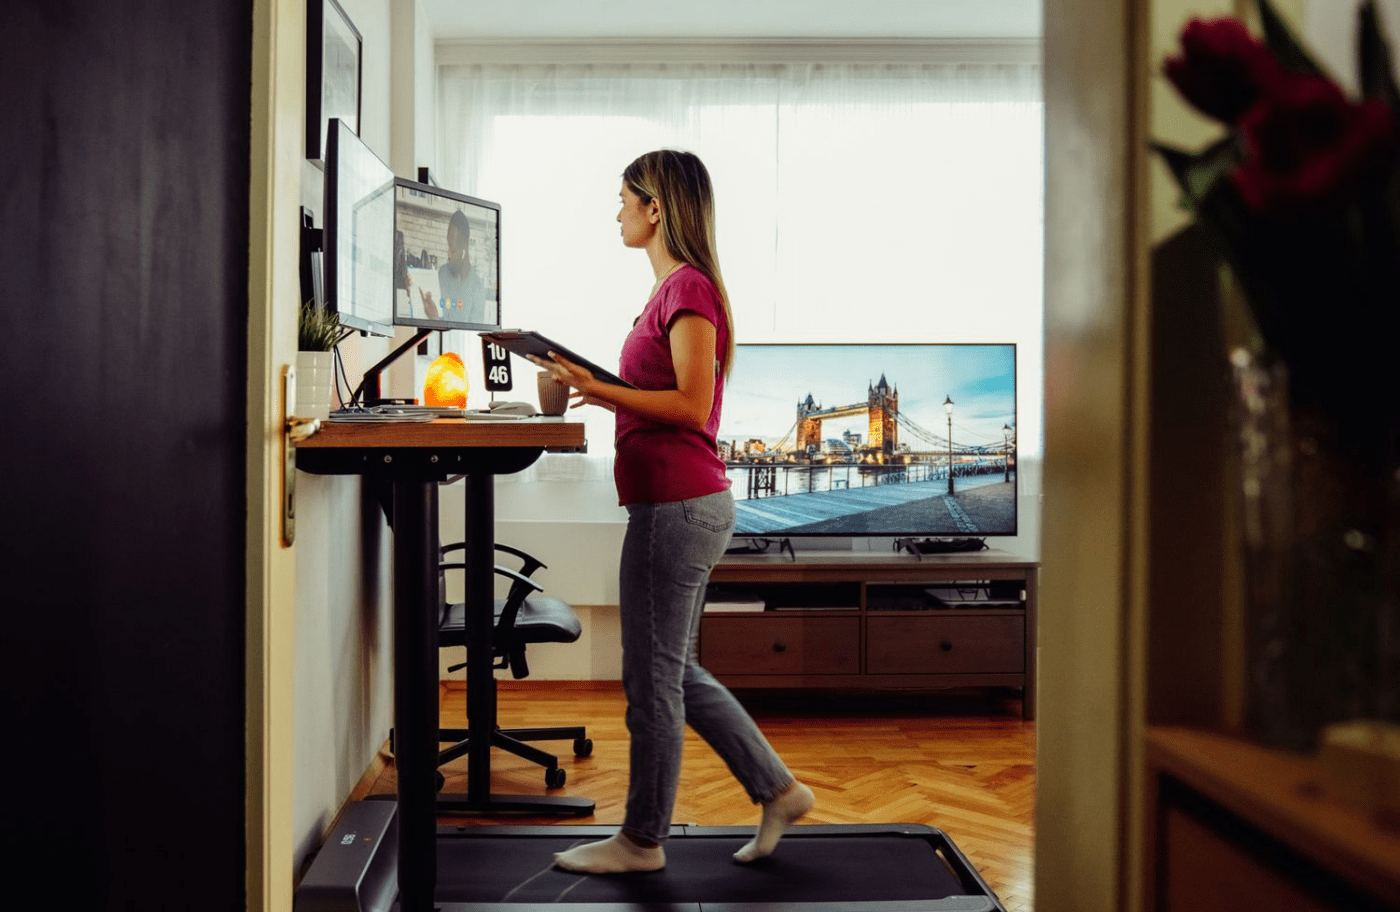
[1151,141,1198,189]
[1357,0,1400,109]
[1150,137,1240,211]
[299,300,341,352]
[1194,168,1255,245]
[1254,0,1327,77]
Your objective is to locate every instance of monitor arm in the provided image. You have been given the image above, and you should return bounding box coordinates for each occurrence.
[352,327,434,407]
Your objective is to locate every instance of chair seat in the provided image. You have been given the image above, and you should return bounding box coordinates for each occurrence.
[440,595,582,645]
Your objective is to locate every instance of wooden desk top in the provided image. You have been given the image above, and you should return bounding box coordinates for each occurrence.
[296,416,586,450]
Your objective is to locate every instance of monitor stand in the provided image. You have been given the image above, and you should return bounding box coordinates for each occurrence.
[351,327,434,407]
[726,537,795,560]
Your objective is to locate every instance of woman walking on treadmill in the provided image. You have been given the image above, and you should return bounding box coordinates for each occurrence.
[531,149,813,874]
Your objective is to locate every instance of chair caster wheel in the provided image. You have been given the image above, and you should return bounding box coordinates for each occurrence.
[573,737,593,757]
[545,767,567,789]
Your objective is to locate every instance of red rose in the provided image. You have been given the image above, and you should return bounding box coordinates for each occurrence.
[1232,70,1398,212]
[1165,18,1282,123]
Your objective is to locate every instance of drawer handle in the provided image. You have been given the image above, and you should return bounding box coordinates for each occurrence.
[940,640,954,652]
[772,641,787,653]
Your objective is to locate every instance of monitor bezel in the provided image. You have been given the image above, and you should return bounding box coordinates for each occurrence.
[720,341,1019,540]
[391,177,502,333]
[323,118,395,338]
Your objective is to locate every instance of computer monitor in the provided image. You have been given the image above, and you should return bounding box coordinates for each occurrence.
[392,178,501,332]
[323,118,395,337]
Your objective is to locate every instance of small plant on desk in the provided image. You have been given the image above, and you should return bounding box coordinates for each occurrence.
[298,300,341,352]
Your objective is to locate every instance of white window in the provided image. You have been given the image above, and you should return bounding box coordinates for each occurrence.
[436,49,1043,459]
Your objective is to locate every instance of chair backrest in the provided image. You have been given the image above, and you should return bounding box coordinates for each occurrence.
[437,542,578,679]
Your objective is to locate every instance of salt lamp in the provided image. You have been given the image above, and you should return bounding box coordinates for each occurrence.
[423,352,468,407]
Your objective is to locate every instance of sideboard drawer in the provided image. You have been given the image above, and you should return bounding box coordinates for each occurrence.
[701,616,860,675]
[866,615,1024,675]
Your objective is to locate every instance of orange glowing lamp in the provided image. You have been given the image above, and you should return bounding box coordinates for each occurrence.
[423,352,468,407]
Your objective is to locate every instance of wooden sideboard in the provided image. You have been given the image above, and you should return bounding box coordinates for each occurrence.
[699,547,1038,718]
[1144,727,1400,911]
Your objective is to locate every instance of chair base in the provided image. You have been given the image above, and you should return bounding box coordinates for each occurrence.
[434,724,596,815]
[439,725,593,790]
[433,791,596,816]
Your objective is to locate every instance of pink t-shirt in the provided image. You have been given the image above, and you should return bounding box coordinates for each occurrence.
[613,265,732,505]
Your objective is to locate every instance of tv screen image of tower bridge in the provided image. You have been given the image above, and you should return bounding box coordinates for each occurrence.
[719,344,1017,537]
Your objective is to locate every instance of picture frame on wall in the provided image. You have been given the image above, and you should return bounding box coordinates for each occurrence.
[306,0,362,164]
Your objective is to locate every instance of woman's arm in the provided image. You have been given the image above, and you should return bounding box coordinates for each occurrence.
[531,313,717,431]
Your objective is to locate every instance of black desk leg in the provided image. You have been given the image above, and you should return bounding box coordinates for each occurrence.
[392,479,439,912]
[464,471,495,803]
[435,473,594,816]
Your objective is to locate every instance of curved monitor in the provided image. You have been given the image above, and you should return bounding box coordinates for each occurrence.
[392,178,501,331]
[719,342,1018,539]
[323,118,395,337]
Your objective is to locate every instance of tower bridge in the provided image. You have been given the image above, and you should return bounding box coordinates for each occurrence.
[796,374,901,455]
[725,374,1016,505]
[771,374,1002,462]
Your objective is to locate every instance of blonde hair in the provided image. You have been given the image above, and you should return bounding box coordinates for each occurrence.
[623,150,735,377]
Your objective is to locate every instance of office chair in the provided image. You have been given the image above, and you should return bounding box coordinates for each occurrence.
[436,543,593,790]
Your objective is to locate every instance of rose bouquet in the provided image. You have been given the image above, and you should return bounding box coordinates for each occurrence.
[1154,0,1399,453]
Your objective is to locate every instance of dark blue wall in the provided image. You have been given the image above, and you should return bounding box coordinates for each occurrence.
[0,2,251,908]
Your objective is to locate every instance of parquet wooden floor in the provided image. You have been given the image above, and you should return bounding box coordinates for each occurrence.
[363,680,1035,912]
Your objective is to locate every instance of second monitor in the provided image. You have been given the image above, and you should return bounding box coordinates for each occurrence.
[393,178,501,331]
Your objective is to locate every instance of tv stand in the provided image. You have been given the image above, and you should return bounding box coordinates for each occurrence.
[701,546,1038,718]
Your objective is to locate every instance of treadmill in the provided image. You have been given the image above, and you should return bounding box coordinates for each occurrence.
[295,798,1009,912]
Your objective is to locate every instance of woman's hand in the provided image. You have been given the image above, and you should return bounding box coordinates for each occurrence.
[528,352,613,410]
[570,390,615,412]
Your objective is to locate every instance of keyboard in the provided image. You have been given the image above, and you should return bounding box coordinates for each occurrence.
[327,406,531,423]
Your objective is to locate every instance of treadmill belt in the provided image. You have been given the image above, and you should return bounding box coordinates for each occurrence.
[435,832,968,904]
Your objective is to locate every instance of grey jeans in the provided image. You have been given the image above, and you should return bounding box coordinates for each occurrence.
[619,489,794,843]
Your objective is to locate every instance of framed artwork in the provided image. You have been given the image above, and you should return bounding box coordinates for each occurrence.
[306,0,362,163]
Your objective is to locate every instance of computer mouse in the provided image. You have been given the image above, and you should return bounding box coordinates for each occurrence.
[488,400,536,416]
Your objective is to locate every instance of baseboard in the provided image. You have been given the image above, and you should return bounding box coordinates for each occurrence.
[347,737,393,804]
[438,678,622,692]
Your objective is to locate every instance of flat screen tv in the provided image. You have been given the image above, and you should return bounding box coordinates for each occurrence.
[323,118,395,337]
[392,178,501,331]
[719,343,1017,540]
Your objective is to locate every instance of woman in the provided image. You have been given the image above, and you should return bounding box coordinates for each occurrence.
[532,149,814,874]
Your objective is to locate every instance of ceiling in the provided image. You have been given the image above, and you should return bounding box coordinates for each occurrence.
[418,0,1043,41]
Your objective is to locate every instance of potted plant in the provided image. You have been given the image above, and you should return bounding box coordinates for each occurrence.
[297,300,340,419]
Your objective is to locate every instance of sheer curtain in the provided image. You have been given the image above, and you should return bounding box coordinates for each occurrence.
[437,51,1043,463]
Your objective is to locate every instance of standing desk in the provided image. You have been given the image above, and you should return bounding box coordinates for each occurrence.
[296,417,593,912]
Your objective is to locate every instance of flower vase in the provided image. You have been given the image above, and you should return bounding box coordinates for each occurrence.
[295,350,334,421]
[1231,344,1400,753]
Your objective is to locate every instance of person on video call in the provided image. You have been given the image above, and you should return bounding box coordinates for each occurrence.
[414,209,486,323]
[531,149,814,875]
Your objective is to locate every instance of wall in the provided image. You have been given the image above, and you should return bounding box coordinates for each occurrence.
[291,0,412,875]
[290,0,494,872]
[1306,0,1400,92]
[0,1,251,908]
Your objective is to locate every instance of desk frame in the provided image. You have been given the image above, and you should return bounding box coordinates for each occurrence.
[297,419,593,912]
